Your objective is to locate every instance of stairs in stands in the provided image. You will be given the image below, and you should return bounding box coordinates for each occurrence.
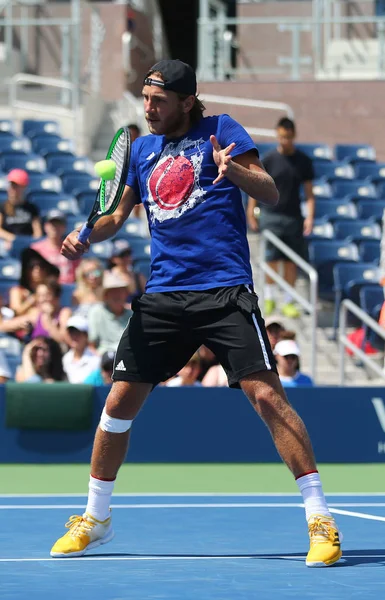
[248,232,385,386]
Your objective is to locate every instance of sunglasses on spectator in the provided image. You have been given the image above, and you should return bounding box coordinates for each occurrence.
[84,269,102,278]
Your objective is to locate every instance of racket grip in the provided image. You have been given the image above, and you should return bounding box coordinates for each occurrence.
[78,223,93,244]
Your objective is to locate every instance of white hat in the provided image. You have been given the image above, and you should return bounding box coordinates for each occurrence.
[265,315,285,329]
[103,270,129,290]
[66,315,88,333]
[274,339,300,357]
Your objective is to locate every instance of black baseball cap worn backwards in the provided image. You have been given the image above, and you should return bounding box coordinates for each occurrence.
[144,59,197,96]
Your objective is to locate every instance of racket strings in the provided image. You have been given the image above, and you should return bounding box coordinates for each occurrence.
[102,131,127,211]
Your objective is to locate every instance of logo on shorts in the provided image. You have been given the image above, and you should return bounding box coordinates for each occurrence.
[115,360,126,372]
[146,137,206,224]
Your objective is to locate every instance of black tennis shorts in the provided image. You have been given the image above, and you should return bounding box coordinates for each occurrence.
[112,285,277,388]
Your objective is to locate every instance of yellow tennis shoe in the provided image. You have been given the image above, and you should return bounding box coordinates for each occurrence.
[306,514,342,567]
[50,512,114,558]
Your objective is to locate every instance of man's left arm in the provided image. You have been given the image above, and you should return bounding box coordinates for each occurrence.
[303,181,315,236]
[210,136,279,206]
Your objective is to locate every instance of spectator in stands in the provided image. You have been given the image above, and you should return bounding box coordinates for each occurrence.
[128,124,141,142]
[88,271,132,354]
[32,209,80,284]
[165,353,202,387]
[248,118,315,319]
[197,345,218,381]
[84,350,116,386]
[274,333,313,387]
[107,239,146,303]
[265,316,286,351]
[0,169,43,245]
[72,258,104,318]
[29,280,71,345]
[16,335,65,383]
[62,316,101,384]
[9,248,60,316]
[202,362,228,387]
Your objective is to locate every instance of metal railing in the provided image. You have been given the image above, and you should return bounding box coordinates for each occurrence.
[8,74,81,149]
[199,94,294,138]
[258,229,318,380]
[339,299,385,386]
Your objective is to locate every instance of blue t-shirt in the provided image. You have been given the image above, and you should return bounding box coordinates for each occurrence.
[84,369,104,386]
[280,373,314,388]
[126,114,256,292]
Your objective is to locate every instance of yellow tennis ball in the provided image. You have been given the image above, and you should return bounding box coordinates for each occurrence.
[94,159,116,180]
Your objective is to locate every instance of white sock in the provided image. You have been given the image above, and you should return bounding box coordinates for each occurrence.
[283,292,293,304]
[296,472,332,521]
[85,475,115,521]
[265,284,278,301]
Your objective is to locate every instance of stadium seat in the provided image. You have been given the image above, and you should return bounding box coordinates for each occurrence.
[333,262,380,334]
[134,258,151,280]
[0,335,23,356]
[296,143,333,161]
[306,218,335,240]
[356,200,385,221]
[355,163,385,181]
[61,173,98,195]
[9,236,41,260]
[128,238,151,261]
[32,136,75,157]
[87,240,114,260]
[308,239,359,300]
[332,180,377,199]
[376,182,385,199]
[0,280,18,304]
[65,214,87,234]
[0,190,7,203]
[335,144,376,163]
[0,136,32,153]
[46,155,93,177]
[22,120,60,138]
[121,218,148,239]
[313,161,355,181]
[0,173,8,191]
[0,120,15,135]
[315,199,357,221]
[27,192,79,216]
[0,258,21,281]
[28,173,62,194]
[358,240,381,264]
[333,220,381,243]
[312,180,333,198]
[76,190,96,214]
[359,285,385,351]
[0,152,46,174]
[61,283,76,308]
[257,142,276,158]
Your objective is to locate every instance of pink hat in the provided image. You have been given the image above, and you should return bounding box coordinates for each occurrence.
[7,169,29,187]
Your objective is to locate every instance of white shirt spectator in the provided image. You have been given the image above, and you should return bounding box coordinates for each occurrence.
[166,376,202,387]
[63,347,101,384]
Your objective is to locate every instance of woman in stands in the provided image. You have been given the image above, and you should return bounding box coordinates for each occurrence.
[16,335,65,383]
[106,239,146,304]
[9,248,60,316]
[72,257,104,318]
[0,169,43,245]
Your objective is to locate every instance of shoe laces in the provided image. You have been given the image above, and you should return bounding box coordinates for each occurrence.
[308,517,336,545]
[65,515,95,539]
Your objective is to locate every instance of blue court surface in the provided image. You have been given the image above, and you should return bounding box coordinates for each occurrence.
[0,493,384,599]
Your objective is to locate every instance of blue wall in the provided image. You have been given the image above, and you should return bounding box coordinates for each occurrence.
[1,386,385,463]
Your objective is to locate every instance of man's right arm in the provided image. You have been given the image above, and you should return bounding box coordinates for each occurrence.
[61,186,138,260]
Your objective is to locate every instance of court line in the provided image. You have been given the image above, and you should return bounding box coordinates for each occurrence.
[1,492,385,498]
[330,508,385,523]
[1,502,385,509]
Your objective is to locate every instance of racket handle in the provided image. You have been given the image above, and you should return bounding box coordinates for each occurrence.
[78,223,94,244]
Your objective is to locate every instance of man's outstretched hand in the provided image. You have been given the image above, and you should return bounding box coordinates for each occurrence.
[210,135,236,184]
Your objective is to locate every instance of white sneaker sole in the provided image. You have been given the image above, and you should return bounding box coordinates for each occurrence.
[50,528,115,558]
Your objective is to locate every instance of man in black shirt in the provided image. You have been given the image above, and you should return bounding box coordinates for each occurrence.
[248,118,315,318]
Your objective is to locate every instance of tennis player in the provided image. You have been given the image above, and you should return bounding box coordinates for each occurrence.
[51,60,341,567]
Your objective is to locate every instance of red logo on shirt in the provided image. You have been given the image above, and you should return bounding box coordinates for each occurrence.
[148,155,195,210]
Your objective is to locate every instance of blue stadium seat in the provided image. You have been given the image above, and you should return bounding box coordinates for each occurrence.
[46,155,93,177]
[28,173,62,194]
[76,190,95,214]
[306,218,335,240]
[134,258,151,280]
[0,258,21,281]
[121,218,148,239]
[308,239,359,300]
[356,200,385,221]
[256,142,276,158]
[313,161,355,181]
[65,214,88,234]
[0,335,23,357]
[26,192,79,216]
[332,180,377,199]
[0,152,46,174]
[333,219,381,243]
[0,120,15,135]
[32,136,74,157]
[355,163,385,181]
[359,285,385,351]
[9,236,41,259]
[87,240,114,260]
[335,144,376,163]
[0,190,7,203]
[358,240,381,264]
[333,262,380,334]
[0,135,31,153]
[315,199,357,221]
[22,120,60,138]
[61,283,76,308]
[128,238,151,261]
[376,182,385,199]
[296,143,333,161]
[312,180,333,198]
[0,280,18,304]
[61,173,99,195]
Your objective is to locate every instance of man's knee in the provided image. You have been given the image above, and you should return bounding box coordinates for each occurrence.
[102,380,152,426]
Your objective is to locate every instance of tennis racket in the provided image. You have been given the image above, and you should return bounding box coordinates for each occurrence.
[78,126,131,244]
